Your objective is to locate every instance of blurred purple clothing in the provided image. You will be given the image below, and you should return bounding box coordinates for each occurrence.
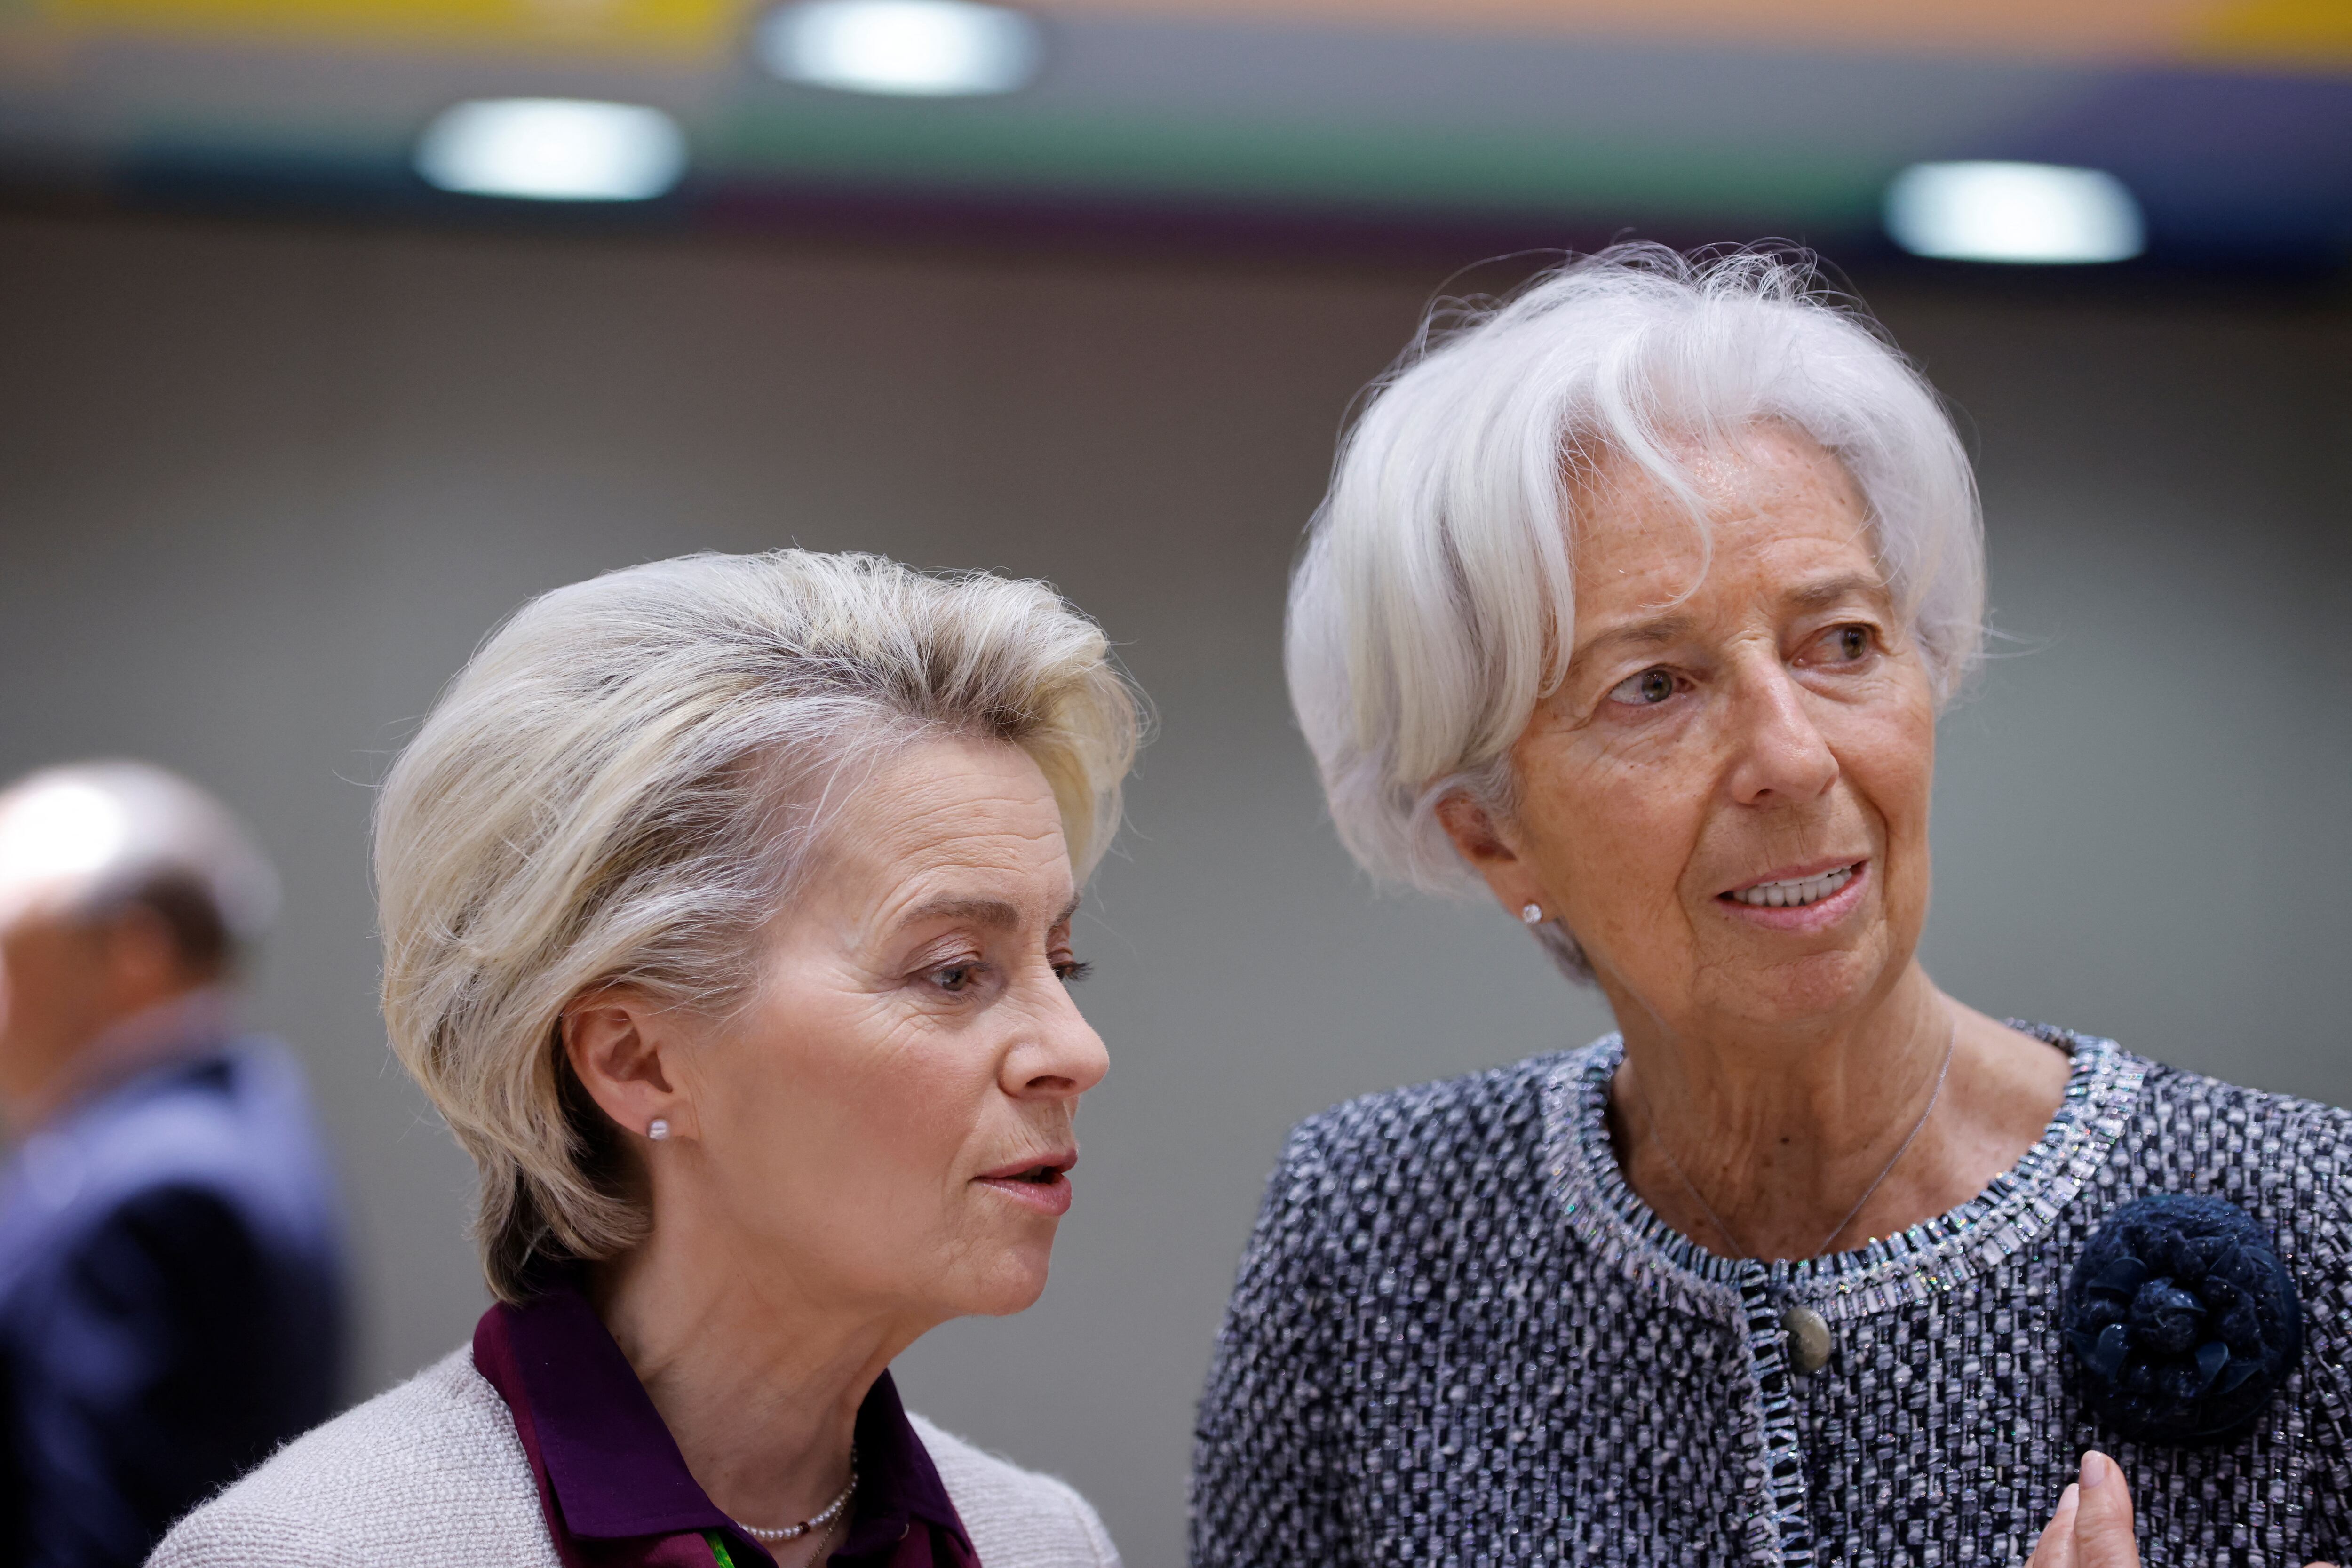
[473,1282,979,1568]
[0,1037,345,1568]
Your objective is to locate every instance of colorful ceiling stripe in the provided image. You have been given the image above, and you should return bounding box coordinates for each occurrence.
[36,0,743,55]
[30,0,2352,66]
[2,0,2346,268]
[1036,0,2352,68]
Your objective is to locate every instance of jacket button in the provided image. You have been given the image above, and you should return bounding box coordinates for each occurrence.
[1783,1305,1833,1374]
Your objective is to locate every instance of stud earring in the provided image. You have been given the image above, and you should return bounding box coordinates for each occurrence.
[1521,903,1543,925]
[647,1118,670,1141]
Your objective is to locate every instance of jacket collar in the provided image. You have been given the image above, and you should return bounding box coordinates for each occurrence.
[474,1277,973,1565]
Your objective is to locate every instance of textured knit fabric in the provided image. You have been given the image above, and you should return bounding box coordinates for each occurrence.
[1190,1027,2352,1568]
[148,1347,1120,1568]
[0,1039,345,1568]
[470,1281,978,1568]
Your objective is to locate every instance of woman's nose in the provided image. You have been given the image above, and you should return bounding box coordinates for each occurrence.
[1724,664,1839,805]
[1008,979,1110,1100]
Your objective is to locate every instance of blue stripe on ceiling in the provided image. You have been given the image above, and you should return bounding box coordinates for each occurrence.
[2008,69,2352,255]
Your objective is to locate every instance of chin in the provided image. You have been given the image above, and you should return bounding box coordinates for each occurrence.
[961,1268,1052,1320]
[948,1242,1057,1320]
[1711,942,1891,1024]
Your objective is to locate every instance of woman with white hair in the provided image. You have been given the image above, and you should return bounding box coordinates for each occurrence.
[1192,247,2352,1567]
[155,550,1136,1568]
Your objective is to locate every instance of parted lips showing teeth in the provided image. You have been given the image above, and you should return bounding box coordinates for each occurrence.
[1724,863,1859,909]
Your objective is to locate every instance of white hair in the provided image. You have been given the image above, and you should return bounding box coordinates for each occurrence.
[373,550,1140,1301]
[1286,245,1984,970]
[0,760,279,971]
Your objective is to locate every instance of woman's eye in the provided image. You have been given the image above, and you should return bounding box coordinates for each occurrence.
[1055,959,1093,985]
[932,964,980,993]
[1608,667,1678,707]
[1825,625,1872,662]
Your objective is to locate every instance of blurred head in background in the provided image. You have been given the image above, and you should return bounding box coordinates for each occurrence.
[0,761,341,1568]
[0,761,278,1130]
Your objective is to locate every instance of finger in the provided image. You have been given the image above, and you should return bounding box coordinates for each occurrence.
[2026,1482,2080,1568]
[2072,1451,2140,1568]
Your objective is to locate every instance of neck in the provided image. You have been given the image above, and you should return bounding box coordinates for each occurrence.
[1605,964,2066,1260]
[593,1200,933,1534]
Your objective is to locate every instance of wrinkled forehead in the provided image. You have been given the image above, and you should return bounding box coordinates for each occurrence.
[800,734,1076,920]
[1565,423,1883,611]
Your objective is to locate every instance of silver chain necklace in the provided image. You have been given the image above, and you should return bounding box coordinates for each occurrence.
[731,1457,857,1546]
[1632,1006,1959,1264]
[1631,1008,1958,1375]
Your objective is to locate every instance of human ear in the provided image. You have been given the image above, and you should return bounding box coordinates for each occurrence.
[560,987,693,1144]
[1435,793,1545,920]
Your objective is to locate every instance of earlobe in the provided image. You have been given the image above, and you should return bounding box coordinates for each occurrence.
[1435,792,1549,926]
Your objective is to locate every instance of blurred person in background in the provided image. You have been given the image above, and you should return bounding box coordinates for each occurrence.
[154,551,1135,1568]
[0,762,344,1568]
[1192,247,2350,1567]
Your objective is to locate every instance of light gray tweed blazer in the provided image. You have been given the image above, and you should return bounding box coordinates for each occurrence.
[148,1347,1121,1568]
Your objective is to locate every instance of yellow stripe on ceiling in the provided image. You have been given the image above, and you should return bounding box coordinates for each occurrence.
[2193,0,2352,63]
[32,0,2352,67]
[39,0,748,55]
[1032,0,2344,66]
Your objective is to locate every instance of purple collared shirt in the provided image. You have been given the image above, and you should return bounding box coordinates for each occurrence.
[473,1282,981,1568]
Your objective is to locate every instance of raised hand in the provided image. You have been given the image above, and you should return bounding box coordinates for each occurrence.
[2027,1451,2338,1568]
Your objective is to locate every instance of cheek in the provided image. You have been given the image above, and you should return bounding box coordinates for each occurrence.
[0,934,78,1035]
[702,987,990,1231]
[1518,730,1705,910]
[1841,694,1938,852]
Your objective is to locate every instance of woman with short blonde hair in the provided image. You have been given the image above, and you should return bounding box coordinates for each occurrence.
[159,549,1137,1568]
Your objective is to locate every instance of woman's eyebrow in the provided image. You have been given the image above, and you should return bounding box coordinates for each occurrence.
[897,893,1083,931]
[899,896,1023,931]
[1568,614,1694,670]
[1787,573,1889,611]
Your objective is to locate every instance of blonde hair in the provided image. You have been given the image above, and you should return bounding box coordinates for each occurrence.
[374,550,1140,1301]
[1286,246,1983,972]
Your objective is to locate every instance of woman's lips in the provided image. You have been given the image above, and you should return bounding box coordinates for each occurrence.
[975,1154,1076,1217]
[1716,859,1869,930]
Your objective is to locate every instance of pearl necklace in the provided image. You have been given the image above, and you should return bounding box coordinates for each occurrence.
[732,1459,857,1545]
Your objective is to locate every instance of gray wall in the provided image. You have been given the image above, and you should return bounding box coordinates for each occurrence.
[0,211,2344,1565]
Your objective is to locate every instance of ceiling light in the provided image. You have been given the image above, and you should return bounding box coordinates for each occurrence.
[414,99,688,202]
[758,0,1040,97]
[1884,161,2144,265]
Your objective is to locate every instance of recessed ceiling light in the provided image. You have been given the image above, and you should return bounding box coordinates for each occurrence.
[1884,161,2144,265]
[757,0,1041,97]
[415,99,688,202]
